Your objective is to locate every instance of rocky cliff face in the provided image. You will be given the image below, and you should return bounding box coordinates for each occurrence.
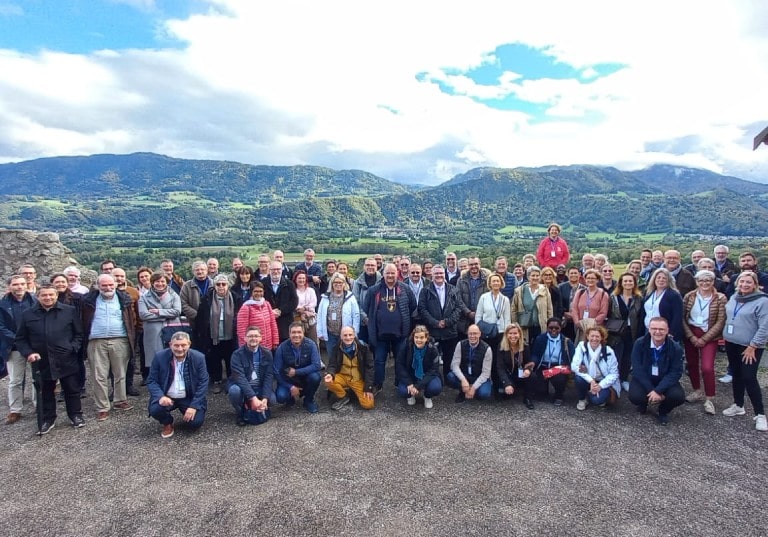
[0,229,94,286]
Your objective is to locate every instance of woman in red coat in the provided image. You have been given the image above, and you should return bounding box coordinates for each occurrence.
[236,282,279,350]
[536,223,570,269]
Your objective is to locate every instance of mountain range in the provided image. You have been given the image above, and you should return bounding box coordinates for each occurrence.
[1,152,767,237]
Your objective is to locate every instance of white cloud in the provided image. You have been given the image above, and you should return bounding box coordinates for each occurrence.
[0,0,767,185]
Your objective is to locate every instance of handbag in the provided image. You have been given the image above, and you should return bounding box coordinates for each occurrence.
[541,365,572,379]
[605,318,627,335]
[161,319,192,347]
[476,319,498,339]
[517,311,533,328]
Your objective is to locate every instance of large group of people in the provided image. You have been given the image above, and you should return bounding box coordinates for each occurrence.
[1,230,767,439]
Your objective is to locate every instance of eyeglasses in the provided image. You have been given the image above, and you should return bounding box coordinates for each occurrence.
[410,272,421,275]
[215,283,228,287]
[602,270,613,273]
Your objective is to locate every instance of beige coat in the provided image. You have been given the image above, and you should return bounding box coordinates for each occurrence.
[511,283,553,343]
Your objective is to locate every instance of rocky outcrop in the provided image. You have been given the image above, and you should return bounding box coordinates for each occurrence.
[0,229,94,285]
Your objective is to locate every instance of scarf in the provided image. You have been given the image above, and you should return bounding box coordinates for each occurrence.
[210,291,234,345]
[412,345,426,380]
[342,342,356,357]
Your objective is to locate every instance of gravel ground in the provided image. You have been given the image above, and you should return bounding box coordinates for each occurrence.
[1,356,766,537]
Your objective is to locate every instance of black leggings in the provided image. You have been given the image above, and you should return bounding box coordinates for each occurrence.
[726,342,764,415]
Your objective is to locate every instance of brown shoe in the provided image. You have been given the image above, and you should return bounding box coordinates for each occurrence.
[161,423,174,438]
[113,401,133,411]
[97,411,109,421]
[5,412,21,425]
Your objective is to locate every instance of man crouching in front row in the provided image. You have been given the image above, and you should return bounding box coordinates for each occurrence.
[147,331,208,438]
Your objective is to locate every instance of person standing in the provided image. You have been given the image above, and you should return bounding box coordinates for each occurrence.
[721,271,768,431]
[0,275,37,424]
[81,274,137,421]
[536,223,570,269]
[15,284,84,434]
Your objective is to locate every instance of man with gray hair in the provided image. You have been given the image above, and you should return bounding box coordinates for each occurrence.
[180,260,212,335]
[147,331,208,438]
[63,266,89,295]
[81,274,137,421]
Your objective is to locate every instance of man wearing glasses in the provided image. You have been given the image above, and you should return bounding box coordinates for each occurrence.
[263,262,298,343]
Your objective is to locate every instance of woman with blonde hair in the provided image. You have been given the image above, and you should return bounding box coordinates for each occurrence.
[317,271,360,352]
[540,266,563,319]
[511,266,553,345]
[496,323,534,409]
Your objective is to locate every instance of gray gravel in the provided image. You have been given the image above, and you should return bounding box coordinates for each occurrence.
[1,357,766,537]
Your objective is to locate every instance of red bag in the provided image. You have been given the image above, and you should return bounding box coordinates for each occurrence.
[542,365,572,379]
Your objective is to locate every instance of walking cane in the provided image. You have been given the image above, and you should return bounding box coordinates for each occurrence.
[31,361,44,436]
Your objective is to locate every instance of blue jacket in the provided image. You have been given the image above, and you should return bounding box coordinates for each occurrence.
[643,290,683,342]
[146,348,209,412]
[229,344,275,403]
[630,334,683,395]
[273,338,322,391]
[0,292,37,361]
[364,281,416,346]
[530,333,575,369]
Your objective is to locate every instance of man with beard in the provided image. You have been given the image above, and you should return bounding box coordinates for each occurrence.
[263,261,298,342]
[456,257,487,338]
[81,274,137,421]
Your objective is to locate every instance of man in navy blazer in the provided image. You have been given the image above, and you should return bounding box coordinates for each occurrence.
[147,331,208,438]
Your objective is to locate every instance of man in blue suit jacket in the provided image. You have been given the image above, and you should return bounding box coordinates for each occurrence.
[147,331,208,438]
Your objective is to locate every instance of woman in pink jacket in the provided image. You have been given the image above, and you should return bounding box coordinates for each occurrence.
[236,281,280,350]
[536,223,570,269]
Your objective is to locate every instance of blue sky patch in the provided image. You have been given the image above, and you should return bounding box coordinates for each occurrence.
[0,0,197,53]
[419,43,625,117]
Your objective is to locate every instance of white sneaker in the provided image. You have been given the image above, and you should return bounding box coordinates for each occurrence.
[719,374,733,384]
[576,399,587,411]
[755,414,768,432]
[621,381,630,392]
[722,404,746,417]
[686,390,704,403]
[703,399,715,415]
[407,396,416,406]
[423,397,433,409]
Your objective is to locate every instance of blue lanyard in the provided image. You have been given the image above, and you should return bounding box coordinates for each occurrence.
[733,302,745,319]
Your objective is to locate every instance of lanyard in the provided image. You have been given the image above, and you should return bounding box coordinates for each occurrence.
[733,302,745,319]
[651,290,666,308]
[491,293,502,319]
[585,289,597,308]
[547,338,560,364]
[696,293,712,311]
[652,346,663,366]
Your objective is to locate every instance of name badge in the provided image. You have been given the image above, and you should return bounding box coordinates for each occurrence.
[651,366,659,376]
[331,312,337,321]
[551,251,556,258]
[251,371,258,381]
[727,324,734,335]
[583,311,590,320]
[518,368,525,378]
[695,316,705,324]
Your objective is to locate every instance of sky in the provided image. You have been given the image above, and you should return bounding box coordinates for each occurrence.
[0,0,767,186]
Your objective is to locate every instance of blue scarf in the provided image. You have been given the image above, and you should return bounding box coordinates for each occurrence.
[412,345,426,380]
[342,343,356,358]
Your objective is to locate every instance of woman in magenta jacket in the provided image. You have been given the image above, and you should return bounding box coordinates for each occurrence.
[536,223,570,269]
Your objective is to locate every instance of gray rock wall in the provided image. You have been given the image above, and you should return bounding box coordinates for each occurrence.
[0,228,95,286]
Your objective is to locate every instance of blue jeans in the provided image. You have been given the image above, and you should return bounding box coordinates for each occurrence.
[275,372,322,405]
[373,335,406,388]
[325,334,340,356]
[397,377,443,399]
[149,397,206,428]
[446,372,492,400]
[575,376,612,405]
[228,384,270,425]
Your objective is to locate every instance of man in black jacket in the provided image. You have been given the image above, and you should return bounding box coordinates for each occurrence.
[418,265,461,379]
[15,284,84,434]
[1,275,37,425]
[263,261,298,342]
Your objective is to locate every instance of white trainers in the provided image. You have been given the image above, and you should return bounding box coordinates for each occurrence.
[686,390,704,403]
[423,397,433,409]
[722,404,746,417]
[621,381,630,392]
[703,399,715,415]
[719,374,733,384]
[755,414,768,432]
[576,399,587,411]
[407,396,416,406]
